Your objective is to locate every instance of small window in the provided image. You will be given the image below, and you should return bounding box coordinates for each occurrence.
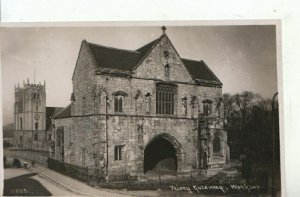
[48,134,52,141]
[165,64,170,78]
[202,100,213,116]
[36,106,38,111]
[34,134,38,141]
[37,93,40,100]
[163,50,169,58]
[35,122,38,130]
[114,95,123,113]
[20,135,23,142]
[114,146,123,161]
[82,149,86,167]
[33,93,36,99]
[82,97,86,114]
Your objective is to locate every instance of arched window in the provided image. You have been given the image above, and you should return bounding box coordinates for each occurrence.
[213,132,221,153]
[202,99,213,116]
[114,95,123,113]
[156,83,176,115]
[35,122,38,130]
[113,91,127,113]
[20,135,23,142]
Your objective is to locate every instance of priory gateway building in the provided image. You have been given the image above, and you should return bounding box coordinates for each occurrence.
[16,27,230,180]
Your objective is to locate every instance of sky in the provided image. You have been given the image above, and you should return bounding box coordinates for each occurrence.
[1,26,277,125]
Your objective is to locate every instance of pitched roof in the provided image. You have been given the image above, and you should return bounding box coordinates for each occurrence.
[88,42,142,71]
[53,104,72,119]
[46,107,64,130]
[85,34,222,85]
[136,36,161,55]
[181,59,222,85]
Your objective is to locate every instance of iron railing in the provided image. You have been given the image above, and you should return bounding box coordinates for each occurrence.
[47,158,105,183]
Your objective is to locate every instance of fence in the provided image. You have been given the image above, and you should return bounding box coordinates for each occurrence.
[47,158,105,183]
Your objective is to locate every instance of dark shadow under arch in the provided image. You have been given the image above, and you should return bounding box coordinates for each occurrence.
[144,133,183,174]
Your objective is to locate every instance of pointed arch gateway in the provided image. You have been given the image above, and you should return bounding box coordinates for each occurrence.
[144,133,184,174]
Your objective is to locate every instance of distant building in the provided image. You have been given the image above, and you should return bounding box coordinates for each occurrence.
[52,27,229,179]
[13,80,63,153]
[3,123,14,147]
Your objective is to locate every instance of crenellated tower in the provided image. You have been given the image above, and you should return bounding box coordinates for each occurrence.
[14,79,46,132]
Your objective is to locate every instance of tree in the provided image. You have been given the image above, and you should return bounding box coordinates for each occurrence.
[224,91,279,162]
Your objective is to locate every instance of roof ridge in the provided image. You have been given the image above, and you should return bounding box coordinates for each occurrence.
[181,58,203,63]
[133,35,164,70]
[87,41,140,54]
[136,36,161,51]
[46,106,64,109]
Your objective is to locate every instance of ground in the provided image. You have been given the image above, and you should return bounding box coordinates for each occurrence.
[3,168,78,196]
[3,155,279,196]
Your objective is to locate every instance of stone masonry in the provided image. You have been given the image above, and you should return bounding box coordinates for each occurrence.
[53,29,229,180]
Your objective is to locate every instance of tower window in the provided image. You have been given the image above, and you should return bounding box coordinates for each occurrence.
[35,122,38,130]
[156,83,176,115]
[114,146,123,161]
[19,117,23,130]
[114,95,123,113]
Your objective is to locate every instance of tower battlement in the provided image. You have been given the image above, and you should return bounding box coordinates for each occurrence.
[15,79,46,92]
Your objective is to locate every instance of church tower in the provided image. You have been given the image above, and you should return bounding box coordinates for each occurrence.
[14,79,46,149]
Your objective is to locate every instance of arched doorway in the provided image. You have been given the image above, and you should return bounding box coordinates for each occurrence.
[144,133,182,174]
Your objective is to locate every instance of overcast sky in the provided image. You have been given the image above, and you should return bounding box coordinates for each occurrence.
[1,26,277,125]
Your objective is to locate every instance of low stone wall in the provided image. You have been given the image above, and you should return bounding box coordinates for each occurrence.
[4,149,49,166]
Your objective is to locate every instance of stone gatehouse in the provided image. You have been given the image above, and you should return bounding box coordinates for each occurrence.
[53,27,229,178]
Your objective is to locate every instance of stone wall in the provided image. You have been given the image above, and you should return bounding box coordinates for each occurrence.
[135,36,193,83]
[72,40,97,116]
[53,35,228,178]
[4,149,49,166]
[13,130,49,151]
[54,115,199,176]
[94,75,223,119]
